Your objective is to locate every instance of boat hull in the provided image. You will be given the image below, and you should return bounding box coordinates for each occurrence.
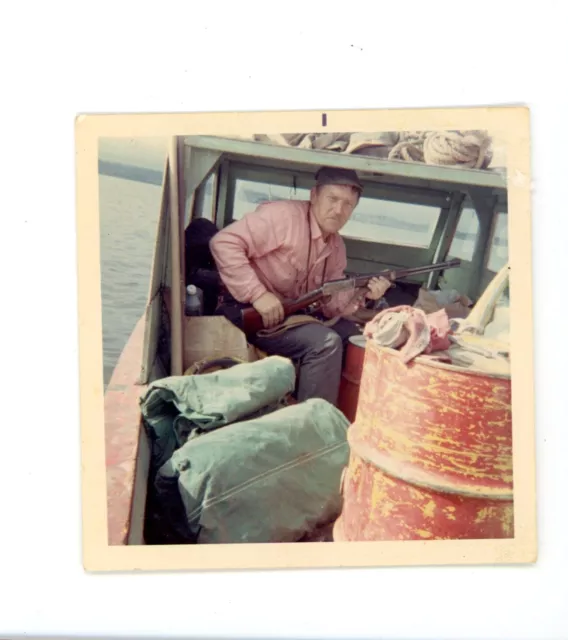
[105,315,150,545]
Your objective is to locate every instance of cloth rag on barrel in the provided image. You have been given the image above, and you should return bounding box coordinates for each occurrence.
[139,355,296,472]
[153,398,350,544]
[364,305,452,363]
[413,287,472,319]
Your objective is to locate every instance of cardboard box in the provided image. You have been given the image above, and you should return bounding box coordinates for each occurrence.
[182,315,254,372]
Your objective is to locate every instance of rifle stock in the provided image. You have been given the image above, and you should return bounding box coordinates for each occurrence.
[240,290,325,337]
[240,258,461,337]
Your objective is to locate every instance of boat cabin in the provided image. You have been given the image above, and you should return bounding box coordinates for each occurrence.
[104,134,509,546]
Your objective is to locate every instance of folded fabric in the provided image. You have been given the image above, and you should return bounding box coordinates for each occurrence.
[483,304,510,344]
[139,355,296,472]
[154,398,350,544]
[364,305,452,363]
[413,287,472,319]
[447,338,511,375]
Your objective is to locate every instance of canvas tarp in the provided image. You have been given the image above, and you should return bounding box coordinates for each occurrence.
[250,130,504,171]
[139,355,296,472]
[154,398,350,544]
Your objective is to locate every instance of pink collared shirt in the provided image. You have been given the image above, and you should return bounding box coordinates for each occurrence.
[209,199,362,318]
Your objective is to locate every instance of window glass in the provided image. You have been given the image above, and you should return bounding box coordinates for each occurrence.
[232,178,441,248]
[486,212,509,272]
[447,206,479,261]
[232,178,309,220]
[342,197,440,248]
[193,173,216,221]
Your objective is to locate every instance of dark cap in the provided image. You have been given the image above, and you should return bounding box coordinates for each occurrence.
[314,166,363,193]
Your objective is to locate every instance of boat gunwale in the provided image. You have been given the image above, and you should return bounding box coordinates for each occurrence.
[104,314,148,546]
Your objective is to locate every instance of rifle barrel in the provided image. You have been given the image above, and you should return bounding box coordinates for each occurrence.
[241,258,461,336]
[352,258,461,286]
[391,258,461,278]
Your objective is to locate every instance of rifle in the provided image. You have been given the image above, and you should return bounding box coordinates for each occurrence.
[240,258,461,337]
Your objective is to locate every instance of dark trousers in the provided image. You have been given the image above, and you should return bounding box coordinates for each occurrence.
[216,298,361,405]
[253,317,361,405]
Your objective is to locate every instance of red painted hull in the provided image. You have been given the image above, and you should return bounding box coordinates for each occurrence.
[334,340,514,541]
[104,315,149,545]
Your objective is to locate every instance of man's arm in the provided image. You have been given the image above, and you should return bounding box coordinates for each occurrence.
[319,241,392,318]
[319,245,364,318]
[209,204,283,304]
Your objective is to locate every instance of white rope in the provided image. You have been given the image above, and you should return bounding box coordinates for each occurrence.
[388,130,493,168]
[423,130,493,169]
[261,130,494,170]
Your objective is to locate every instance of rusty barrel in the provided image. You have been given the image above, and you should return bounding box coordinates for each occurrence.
[337,334,367,424]
[333,339,513,541]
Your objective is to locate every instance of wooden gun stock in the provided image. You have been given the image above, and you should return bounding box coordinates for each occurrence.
[240,258,461,337]
[240,291,325,337]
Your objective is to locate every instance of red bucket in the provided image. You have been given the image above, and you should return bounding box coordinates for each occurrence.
[337,334,367,424]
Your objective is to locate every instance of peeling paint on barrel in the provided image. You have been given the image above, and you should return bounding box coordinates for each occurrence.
[334,341,514,541]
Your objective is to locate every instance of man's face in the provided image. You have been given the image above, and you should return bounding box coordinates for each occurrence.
[310,184,360,236]
[310,184,359,234]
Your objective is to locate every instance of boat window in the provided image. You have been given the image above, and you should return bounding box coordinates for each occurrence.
[341,197,440,248]
[231,178,441,248]
[193,173,216,221]
[486,211,509,272]
[447,206,479,262]
[232,178,310,220]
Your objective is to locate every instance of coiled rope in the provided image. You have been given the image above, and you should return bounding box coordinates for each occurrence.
[387,131,428,162]
[388,130,492,169]
[256,130,494,170]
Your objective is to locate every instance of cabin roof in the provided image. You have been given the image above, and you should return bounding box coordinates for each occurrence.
[182,135,508,193]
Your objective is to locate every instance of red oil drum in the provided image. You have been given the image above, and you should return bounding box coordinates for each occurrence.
[333,340,514,541]
[337,335,367,423]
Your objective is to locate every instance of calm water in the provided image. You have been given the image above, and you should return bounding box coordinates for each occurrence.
[99,174,162,385]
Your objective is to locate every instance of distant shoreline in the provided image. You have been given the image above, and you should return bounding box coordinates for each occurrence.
[98,159,163,187]
[98,159,506,252]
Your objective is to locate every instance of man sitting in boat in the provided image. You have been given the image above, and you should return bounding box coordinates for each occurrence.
[209,166,391,405]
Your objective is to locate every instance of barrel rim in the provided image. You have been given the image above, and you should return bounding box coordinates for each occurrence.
[347,435,514,501]
[348,334,367,348]
[367,341,512,381]
[332,515,346,542]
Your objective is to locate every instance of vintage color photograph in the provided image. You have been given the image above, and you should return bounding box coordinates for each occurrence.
[77,108,535,571]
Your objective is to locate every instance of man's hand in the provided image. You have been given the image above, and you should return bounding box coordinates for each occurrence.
[365,276,392,301]
[252,292,285,328]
